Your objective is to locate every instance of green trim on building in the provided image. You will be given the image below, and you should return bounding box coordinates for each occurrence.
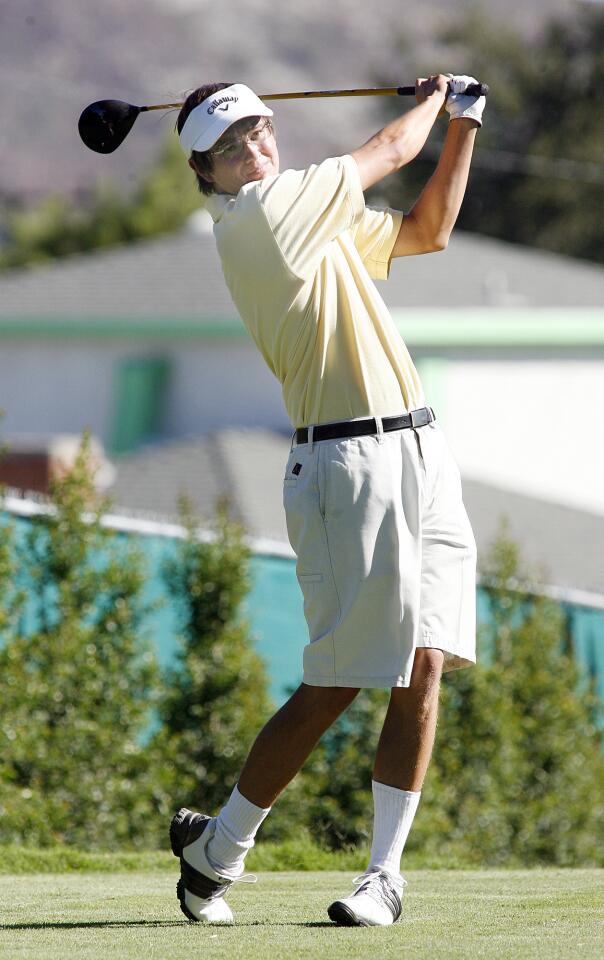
[391,308,604,346]
[1,308,603,346]
[0,317,245,340]
[414,357,448,427]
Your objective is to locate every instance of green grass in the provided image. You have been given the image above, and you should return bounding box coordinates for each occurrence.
[0,842,485,875]
[1,870,602,960]
[0,842,373,875]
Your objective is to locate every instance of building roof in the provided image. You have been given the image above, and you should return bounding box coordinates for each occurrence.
[108,429,604,603]
[0,223,234,322]
[1,216,604,331]
[109,429,291,545]
[461,478,604,599]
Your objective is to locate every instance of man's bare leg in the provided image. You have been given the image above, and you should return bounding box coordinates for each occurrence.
[373,648,444,791]
[234,649,443,817]
[178,682,358,905]
[237,682,359,808]
[326,650,446,927]
[362,647,444,887]
[174,683,359,922]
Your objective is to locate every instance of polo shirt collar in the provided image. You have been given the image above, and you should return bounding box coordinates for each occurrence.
[205,194,232,224]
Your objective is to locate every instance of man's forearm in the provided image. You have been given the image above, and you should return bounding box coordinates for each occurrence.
[407,119,478,249]
[351,95,444,191]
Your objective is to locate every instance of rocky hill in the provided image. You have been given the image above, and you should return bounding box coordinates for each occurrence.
[1,0,576,200]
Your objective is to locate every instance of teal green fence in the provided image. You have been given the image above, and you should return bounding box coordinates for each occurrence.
[2,511,604,713]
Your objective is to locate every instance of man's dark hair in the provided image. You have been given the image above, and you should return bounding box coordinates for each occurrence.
[177,83,234,196]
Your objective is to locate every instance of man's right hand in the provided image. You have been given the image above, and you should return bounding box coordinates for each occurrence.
[414,74,449,110]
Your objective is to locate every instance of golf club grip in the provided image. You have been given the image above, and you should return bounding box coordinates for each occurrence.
[398,82,489,97]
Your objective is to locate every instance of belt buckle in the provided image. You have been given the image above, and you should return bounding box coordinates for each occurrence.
[409,409,420,428]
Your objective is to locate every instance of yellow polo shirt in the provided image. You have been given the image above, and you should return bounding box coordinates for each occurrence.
[205,155,424,428]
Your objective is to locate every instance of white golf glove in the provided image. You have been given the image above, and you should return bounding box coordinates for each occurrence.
[445,74,486,126]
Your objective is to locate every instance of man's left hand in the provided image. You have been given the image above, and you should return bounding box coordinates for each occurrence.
[444,75,486,126]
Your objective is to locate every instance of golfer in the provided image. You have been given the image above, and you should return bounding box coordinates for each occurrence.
[171,74,484,926]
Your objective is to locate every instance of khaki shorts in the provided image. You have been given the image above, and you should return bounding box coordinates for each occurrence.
[283,420,477,688]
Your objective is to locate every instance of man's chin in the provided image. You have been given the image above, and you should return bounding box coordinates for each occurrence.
[245,164,277,184]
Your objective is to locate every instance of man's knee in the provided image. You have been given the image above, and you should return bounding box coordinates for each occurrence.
[411,648,444,689]
[385,649,444,720]
[303,683,360,708]
[294,683,360,719]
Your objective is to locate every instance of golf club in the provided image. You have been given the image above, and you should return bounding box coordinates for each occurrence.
[78,82,489,154]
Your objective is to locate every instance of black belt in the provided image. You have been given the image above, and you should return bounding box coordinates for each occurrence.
[295,407,435,444]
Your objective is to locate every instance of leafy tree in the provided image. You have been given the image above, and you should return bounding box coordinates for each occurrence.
[0,434,159,848]
[417,529,604,866]
[380,5,604,263]
[0,137,200,271]
[0,518,26,658]
[152,499,273,819]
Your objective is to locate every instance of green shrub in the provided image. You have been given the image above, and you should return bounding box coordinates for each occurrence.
[0,138,200,271]
[0,434,159,848]
[151,500,273,821]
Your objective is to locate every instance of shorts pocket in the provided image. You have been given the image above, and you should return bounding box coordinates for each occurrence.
[296,572,334,643]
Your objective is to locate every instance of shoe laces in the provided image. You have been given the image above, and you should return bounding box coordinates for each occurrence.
[230,872,257,885]
[200,870,257,902]
[203,832,258,885]
[352,870,406,903]
[208,864,258,886]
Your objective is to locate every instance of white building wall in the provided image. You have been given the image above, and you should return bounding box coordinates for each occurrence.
[0,338,291,445]
[0,340,115,439]
[436,359,604,515]
[164,341,290,435]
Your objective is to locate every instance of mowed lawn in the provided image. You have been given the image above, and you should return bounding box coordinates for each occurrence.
[1,869,603,960]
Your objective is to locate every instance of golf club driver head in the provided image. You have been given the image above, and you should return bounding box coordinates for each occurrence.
[78,100,141,154]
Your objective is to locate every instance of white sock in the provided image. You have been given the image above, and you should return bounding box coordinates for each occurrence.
[368,780,421,878]
[206,784,271,875]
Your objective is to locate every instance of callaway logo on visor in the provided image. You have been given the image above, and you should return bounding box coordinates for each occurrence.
[178,84,272,154]
[208,95,239,115]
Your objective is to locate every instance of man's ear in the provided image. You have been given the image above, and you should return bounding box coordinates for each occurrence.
[189,156,213,183]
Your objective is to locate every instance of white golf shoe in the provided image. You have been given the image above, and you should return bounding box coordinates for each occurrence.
[327,870,407,926]
[170,807,255,924]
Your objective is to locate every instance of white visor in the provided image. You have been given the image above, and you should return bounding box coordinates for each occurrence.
[179,83,273,155]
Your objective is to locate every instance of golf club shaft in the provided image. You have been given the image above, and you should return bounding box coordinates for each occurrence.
[140,89,405,112]
[264,87,416,100]
[140,83,488,112]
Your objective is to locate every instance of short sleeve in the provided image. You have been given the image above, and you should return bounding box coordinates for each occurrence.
[255,155,365,279]
[350,206,404,280]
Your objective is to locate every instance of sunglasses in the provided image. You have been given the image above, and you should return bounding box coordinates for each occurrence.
[209,118,274,162]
